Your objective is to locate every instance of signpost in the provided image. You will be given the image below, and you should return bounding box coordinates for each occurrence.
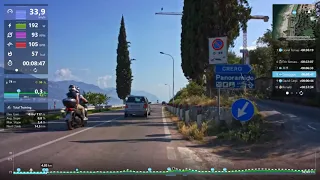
[208,36,228,121]
[214,64,255,89]
[213,63,255,121]
[215,64,252,74]
[209,37,228,64]
[231,98,255,121]
[215,74,255,89]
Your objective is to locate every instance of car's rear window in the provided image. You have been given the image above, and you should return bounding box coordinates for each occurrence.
[126,97,146,103]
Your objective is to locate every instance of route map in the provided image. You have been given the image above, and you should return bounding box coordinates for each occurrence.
[273,4,318,39]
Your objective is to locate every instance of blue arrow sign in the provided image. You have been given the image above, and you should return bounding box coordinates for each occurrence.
[231,98,255,121]
[214,74,255,89]
[215,64,252,74]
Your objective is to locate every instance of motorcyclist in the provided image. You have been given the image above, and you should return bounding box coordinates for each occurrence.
[76,86,88,118]
[66,85,87,121]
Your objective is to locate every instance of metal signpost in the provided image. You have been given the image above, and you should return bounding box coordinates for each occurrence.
[214,63,255,121]
[209,37,228,121]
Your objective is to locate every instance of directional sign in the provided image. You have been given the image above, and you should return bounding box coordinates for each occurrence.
[215,64,252,74]
[231,98,255,122]
[209,37,227,64]
[214,74,255,89]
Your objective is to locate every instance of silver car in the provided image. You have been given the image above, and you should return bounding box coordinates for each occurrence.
[124,95,151,117]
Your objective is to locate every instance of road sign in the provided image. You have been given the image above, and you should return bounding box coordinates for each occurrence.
[214,74,255,89]
[209,37,227,64]
[212,39,224,50]
[231,98,255,122]
[215,64,252,74]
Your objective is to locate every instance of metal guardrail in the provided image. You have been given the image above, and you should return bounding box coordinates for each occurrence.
[165,104,234,129]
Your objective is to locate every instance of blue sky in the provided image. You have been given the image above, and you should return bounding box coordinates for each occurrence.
[0,0,315,101]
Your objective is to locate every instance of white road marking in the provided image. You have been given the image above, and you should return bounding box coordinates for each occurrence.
[307,125,317,131]
[166,146,177,160]
[162,107,171,139]
[177,147,203,170]
[0,117,122,163]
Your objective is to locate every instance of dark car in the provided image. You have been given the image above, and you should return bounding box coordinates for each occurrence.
[162,101,166,105]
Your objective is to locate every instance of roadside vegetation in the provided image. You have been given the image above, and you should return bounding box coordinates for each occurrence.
[166,81,270,143]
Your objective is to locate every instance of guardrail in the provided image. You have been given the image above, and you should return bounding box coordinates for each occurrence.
[165,104,235,129]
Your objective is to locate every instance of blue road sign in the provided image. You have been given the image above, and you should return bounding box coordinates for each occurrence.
[214,74,255,89]
[231,98,255,122]
[212,38,224,50]
[215,64,252,74]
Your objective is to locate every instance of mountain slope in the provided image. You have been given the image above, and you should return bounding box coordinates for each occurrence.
[0,67,160,109]
[104,87,160,103]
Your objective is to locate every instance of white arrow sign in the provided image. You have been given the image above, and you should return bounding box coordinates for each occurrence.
[237,102,249,117]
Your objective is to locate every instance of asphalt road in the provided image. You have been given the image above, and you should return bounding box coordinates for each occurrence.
[255,99,320,167]
[0,104,318,180]
[0,105,214,180]
[255,99,320,136]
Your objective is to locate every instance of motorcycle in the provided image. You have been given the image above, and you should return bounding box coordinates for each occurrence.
[62,98,88,130]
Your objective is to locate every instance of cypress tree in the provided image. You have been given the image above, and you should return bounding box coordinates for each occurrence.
[116,15,132,101]
[180,0,251,84]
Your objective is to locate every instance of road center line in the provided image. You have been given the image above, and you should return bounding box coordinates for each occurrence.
[0,116,122,163]
[162,107,171,139]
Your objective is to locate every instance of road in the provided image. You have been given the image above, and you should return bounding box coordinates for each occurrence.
[0,105,213,180]
[256,99,320,136]
[255,99,320,167]
[0,104,318,180]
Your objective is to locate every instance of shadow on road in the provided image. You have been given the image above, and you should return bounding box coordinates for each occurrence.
[70,137,183,143]
[145,134,171,137]
[124,116,164,120]
[138,123,175,127]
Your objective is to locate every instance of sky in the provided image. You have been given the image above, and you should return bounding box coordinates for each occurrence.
[0,0,316,101]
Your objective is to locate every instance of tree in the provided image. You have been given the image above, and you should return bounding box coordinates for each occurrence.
[96,93,110,105]
[83,92,109,106]
[181,0,201,81]
[249,47,273,78]
[228,51,241,64]
[116,15,132,101]
[180,0,251,91]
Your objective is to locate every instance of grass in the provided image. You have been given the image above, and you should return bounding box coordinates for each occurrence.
[165,104,268,143]
[165,110,208,141]
[167,81,272,143]
[174,95,236,108]
[0,107,123,128]
[213,114,268,143]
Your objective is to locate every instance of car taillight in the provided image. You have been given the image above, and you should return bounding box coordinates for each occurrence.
[125,104,128,108]
[66,108,74,111]
[143,104,147,108]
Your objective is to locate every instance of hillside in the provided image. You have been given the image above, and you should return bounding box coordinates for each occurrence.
[0,67,160,110]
